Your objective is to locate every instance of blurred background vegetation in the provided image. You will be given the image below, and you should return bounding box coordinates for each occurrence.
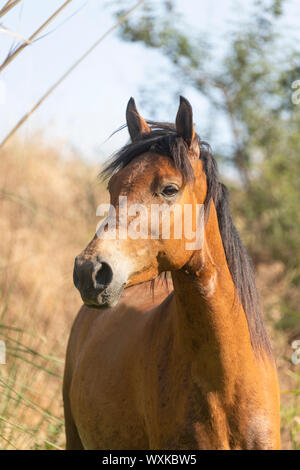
[0,0,299,450]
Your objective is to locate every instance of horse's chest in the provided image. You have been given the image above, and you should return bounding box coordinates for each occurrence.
[69,365,148,450]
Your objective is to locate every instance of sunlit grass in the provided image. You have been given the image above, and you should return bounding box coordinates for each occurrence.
[0,136,103,449]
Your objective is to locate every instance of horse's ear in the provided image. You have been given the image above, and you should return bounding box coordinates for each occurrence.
[126,97,151,141]
[175,96,195,147]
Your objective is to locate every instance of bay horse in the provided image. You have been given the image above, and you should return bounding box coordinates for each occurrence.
[63,97,280,449]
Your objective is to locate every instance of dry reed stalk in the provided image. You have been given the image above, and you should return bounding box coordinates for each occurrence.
[0,0,73,73]
[0,0,22,19]
[0,0,145,149]
[0,23,32,44]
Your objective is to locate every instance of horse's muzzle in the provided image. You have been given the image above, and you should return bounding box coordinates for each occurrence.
[73,255,122,308]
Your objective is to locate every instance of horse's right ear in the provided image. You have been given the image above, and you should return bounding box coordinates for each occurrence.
[126,97,151,141]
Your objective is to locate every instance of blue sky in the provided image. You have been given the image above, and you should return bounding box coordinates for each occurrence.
[0,0,299,163]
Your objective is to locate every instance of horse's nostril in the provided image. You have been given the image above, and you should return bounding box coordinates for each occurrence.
[94,262,113,289]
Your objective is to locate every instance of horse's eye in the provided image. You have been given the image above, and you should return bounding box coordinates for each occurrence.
[161,185,179,197]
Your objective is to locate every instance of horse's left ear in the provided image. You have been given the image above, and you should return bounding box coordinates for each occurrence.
[175,96,195,147]
[126,97,151,141]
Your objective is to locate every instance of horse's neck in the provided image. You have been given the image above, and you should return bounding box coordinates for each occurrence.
[171,253,257,386]
[171,202,255,367]
[169,204,280,448]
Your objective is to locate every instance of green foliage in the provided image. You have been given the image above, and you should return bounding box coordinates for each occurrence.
[280,368,300,450]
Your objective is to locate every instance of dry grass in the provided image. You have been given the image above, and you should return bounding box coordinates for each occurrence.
[0,136,298,449]
[0,135,105,449]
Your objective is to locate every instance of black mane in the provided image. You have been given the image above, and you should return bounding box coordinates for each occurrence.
[101,122,272,356]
